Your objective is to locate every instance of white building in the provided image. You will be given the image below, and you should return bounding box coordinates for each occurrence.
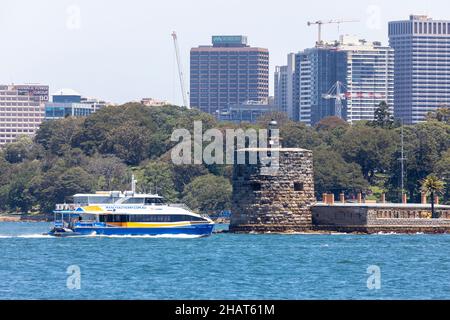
[389,15,450,124]
[0,84,49,146]
[338,36,394,124]
[286,35,394,125]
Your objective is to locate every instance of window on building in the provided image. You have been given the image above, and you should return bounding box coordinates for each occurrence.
[294,182,304,192]
[251,182,261,191]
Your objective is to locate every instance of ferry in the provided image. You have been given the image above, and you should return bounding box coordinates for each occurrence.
[48,176,215,237]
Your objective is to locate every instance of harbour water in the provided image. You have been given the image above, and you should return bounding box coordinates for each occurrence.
[0,222,449,300]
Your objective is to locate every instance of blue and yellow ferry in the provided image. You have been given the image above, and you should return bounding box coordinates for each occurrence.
[49,177,215,237]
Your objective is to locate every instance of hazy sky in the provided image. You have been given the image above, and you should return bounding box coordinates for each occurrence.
[0,0,447,105]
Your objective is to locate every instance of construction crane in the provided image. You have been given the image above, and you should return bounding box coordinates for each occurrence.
[307,19,359,45]
[322,81,347,119]
[171,31,190,109]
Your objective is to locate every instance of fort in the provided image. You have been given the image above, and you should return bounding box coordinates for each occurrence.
[230,145,450,234]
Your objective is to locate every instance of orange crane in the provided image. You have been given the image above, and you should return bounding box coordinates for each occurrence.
[307,19,359,45]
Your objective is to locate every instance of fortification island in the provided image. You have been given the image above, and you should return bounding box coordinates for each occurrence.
[230,146,450,234]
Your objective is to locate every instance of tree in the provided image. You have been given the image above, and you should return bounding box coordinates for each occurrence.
[137,161,178,201]
[426,107,450,124]
[280,122,322,150]
[171,164,209,193]
[387,121,450,202]
[85,155,129,191]
[313,147,369,198]
[31,166,94,212]
[3,135,34,163]
[315,116,349,131]
[338,125,397,184]
[107,122,152,165]
[34,117,84,156]
[421,175,445,218]
[434,149,450,204]
[4,160,41,213]
[182,174,232,214]
[369,101,394,129]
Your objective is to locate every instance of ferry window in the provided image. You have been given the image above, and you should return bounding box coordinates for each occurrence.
[123,198,144,204]
[144,198,165,205]
[88,196,114,204]
[119,215,129,222]
[74,196,88,205]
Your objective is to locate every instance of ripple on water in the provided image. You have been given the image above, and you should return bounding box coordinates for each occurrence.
[1,222,450,299]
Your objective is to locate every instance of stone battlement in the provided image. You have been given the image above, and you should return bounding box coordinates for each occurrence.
[230,148,315,233]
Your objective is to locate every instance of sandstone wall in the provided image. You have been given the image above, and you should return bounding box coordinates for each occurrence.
[230,149,315,233]
[312,205,450,234]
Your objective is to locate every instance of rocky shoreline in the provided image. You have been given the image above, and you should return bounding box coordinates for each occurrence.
[0,214,52,222]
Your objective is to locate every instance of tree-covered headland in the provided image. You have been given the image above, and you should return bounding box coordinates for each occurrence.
[0,103,448,215]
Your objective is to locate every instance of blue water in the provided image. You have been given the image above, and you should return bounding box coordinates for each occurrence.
[0,222,449,300]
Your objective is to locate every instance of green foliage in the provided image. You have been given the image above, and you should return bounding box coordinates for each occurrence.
[0,102,449,214]
[421,175,446,218]
[387,122,450,202]
[337,125,397,183]
[85,155,129,191]
[421,175,445,197]
[280,122,321,150]
[426,107,450,124]
[3,136,34,164]
[369,101,394,129]
[313,146,369,197]
[182,174,232,214]
[137,161,178,202]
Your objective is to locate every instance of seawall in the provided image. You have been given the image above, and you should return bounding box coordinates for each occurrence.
[312,203,450,234]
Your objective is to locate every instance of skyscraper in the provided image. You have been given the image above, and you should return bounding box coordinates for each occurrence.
[274,54,296,120]
[389,15,450,124]
[190,36,269,116]
[274,65,288,113]
[287,36,393,125]
[0,84,49,146]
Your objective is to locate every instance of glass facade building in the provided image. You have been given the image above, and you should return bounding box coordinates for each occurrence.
[0,84,49,146]
[45,89,106,120]
[45,103,95,119]
[295,47,347,125]
[218,101,278,123]
[389,15,450,124]
[190,36,269,115]
[287,36,393,125]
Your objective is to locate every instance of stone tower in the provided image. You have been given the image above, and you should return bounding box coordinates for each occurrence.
[230,147,316,233]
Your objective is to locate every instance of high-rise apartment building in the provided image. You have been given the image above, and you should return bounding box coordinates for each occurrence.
[274,65,288,113]
[0,84,49,146]
[190,36,269,115]
[274,54,296,119]
[284,36,394,125]
[389,15,450,124]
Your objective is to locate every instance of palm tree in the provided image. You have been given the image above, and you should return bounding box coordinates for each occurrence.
[421,175,446,218]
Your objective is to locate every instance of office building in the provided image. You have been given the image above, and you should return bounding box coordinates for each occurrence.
[218,100,277,123]
[190,36,269,116]
[0,84,49,146]
[389,15,450,124]
[45,89,106,120]
[285,35,393,125]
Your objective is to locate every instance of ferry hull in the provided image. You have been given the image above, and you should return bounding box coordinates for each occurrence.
[72,223,215,237]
